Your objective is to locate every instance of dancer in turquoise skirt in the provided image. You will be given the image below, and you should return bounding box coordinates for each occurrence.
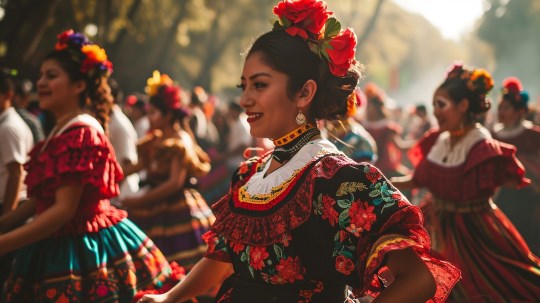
[0,30,182,302]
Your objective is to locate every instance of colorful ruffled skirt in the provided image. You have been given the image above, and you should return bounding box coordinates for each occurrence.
[2,219,182,303]
[128,188,215,270]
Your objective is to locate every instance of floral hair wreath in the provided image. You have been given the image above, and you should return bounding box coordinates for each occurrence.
[145,70,186,112]
[272,0,357,78]
[55,30,113,78]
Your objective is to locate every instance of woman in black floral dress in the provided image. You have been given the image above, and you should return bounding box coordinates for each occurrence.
[139,1,459,303]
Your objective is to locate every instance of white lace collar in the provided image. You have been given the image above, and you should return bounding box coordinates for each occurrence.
[243,139,342,196]
[493,120,532,139]
[427,124,490,167]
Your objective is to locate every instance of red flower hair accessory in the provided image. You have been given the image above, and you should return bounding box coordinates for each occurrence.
[272,0,358,77]
[145,70,187,112]
[54,29,113,77]
[502,77,530,107]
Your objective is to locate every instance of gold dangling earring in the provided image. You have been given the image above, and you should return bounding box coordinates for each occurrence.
[295,110,307,125]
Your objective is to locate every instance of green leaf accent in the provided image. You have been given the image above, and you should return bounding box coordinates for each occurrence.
[308,41,320,54]
[381,201,396,212]
[334,232,340,242]
[313,194,323,215]
[324,17,341,38]
[240,252,248,262]
[337,199,352,209]
[369,190,381,197]
[248,266,255,278]
[337,182,368,196]
[338,209,350,228]
[341,250,354,259]
[279,15,291,27]
[274,245,284,258]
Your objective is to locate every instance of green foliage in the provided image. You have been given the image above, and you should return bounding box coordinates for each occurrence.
[476,0,540,98]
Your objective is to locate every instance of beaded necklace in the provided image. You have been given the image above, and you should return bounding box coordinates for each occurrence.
[271,124,320,164]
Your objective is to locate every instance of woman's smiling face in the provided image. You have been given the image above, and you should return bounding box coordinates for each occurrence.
[432,88,467,132]
[238,51,300,139]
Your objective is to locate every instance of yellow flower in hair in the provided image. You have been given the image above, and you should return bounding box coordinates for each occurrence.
[81,44,108,62]
[145,70,174,97]
[471,69,494,89]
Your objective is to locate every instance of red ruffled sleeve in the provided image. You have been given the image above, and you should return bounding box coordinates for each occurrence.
[465,139,530,190]
[25,124,124,200]
[25,123,127,234]
[357,207,460,302]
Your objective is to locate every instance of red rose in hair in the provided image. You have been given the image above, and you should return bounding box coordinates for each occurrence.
[273,0,331,39]
[327,28,357,77]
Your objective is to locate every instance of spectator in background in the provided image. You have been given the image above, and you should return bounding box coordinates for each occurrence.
[125,93,150,138]
[12,79,45,144]
[224,98,252,174]
[122,71,215,270]
[323,88,377,163]
[362,82,412,178]
[405,104,432,141]
[0,68,33,288]
[189,86,219,151]
[107,78,139,200]
[492,77,540,255]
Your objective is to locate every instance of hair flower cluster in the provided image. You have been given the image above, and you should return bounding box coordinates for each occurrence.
[502,77,529,107]
[145,70,184,111]
[55,29,113,77]
[445,62,493,96]
[272,0,357,77]
[145,70,174,97]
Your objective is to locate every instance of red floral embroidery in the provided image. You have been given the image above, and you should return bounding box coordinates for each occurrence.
[249,246,270,270]
[365,166,382,184]
[202,231,218,253]
[335,255,355,275]
[298,281,324,303]
[273,256,305,283]
[349,201,376,233]
[231,241,246,254]
[321,195,339,226]
[57,294,70,303]
[346,224,362,237]
[96,285,108,297]
[46,289,56,299]
[392,193,408,207]
[339,230,349,242]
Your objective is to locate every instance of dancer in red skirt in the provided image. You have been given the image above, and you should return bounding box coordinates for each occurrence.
[393,63,540,302]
